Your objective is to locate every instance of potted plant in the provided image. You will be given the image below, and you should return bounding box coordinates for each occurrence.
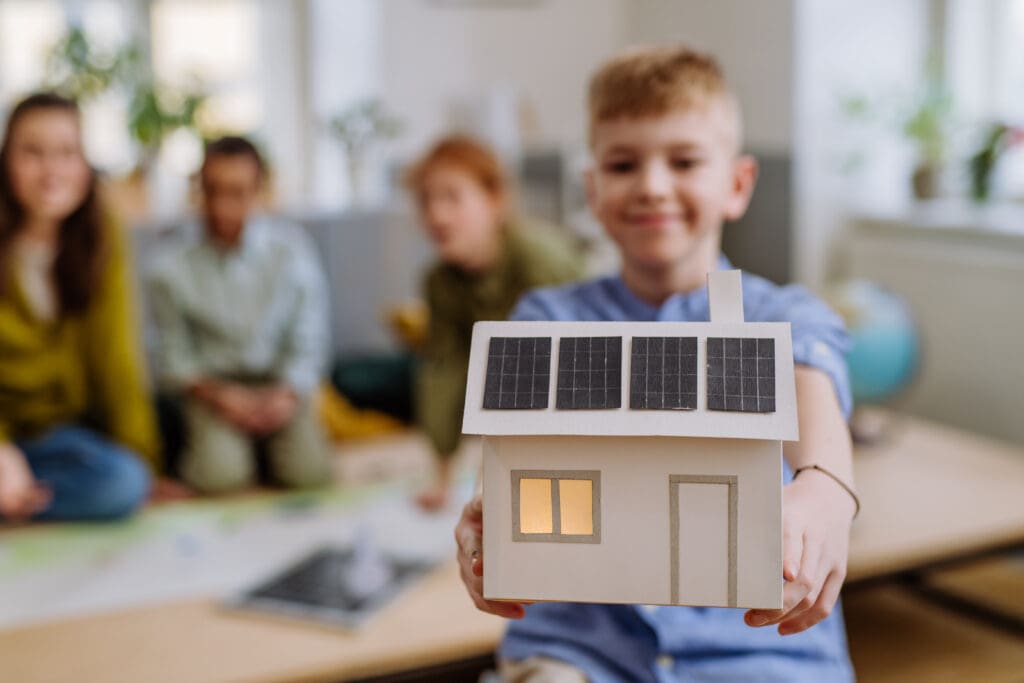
[44,27,207,173]
[327,99,403,205]
[968,123,1024,202]
[902,71,954,200]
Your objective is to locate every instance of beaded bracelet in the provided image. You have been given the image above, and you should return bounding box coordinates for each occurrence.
[793,464,861,519]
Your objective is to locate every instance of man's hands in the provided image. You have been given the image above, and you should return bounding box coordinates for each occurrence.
[745,470,856,635]
[455,494,529,619]
[192,380,298,436]
[0,442,51,520]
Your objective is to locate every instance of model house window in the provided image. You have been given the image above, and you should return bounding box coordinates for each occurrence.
[512,470,601,543]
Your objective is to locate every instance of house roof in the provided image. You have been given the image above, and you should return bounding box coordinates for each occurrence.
[461,320,799,441]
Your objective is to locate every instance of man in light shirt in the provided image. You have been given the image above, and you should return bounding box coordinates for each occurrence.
[148,137,331,494]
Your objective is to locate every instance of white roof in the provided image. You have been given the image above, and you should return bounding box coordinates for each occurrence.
[461,320,799,441]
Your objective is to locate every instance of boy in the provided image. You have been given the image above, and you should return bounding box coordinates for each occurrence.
[455,47,857,681]
[148,137,331,494]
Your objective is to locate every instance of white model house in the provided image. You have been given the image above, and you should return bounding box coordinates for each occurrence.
[461,271,796,609]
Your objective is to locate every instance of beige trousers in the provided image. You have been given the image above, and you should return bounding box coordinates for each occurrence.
[180,397,331,494]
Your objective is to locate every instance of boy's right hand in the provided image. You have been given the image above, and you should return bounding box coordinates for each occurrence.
[0,443,51,520]
[455,494,528,619]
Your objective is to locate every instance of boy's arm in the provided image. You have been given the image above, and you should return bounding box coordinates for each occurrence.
[745,365,856,636]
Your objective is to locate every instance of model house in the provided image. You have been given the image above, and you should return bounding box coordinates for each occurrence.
[461,271,796,609]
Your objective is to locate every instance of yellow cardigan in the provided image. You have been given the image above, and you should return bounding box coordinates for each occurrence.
[0,220,159,468]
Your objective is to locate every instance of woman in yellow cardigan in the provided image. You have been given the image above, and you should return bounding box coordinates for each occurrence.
[0,93,158,521]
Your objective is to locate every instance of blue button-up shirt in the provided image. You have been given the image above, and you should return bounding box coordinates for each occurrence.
[500,257,855,683]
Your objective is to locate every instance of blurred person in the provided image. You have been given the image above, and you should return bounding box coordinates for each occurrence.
[0,93,157,522]
[148,136,331,494]
[406,135,583,511]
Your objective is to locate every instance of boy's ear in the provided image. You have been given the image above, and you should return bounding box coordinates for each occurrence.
[722,154,759,222]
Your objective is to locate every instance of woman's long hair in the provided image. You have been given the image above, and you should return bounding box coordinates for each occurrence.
[0,92,105,315]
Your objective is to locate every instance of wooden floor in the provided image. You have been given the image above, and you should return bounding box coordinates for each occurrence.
[846,557,1024,683]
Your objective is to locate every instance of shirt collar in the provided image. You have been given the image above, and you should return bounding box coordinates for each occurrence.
[199,214,269,257]
[608,254,734,320]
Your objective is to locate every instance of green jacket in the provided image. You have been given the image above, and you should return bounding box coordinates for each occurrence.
[0,221,159,467]
[417,221,583,457]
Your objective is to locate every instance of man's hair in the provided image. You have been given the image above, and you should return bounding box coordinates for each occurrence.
[404,134,508,201]
[202,135,266,179]
[587,45,741,148]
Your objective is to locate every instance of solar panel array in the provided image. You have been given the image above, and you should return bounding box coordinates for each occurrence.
[630,337,698,410]
[706,337,776,413]
[482,335,777,413]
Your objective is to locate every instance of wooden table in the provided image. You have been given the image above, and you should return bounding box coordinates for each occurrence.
[2,412,1023,683]
[0,560,504,683]
[847,412,1024,584]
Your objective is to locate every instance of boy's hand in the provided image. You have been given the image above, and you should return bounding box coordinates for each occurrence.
[744,471,856,635]
[0,443,52,520]
[454,494,529,619]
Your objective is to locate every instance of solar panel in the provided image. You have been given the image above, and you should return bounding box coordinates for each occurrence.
[483,337,552,409]
[556,337,622,409]
[630,337,698,410]
[706,337,776,413]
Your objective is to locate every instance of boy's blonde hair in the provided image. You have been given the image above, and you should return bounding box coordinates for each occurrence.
[587,45,742,149]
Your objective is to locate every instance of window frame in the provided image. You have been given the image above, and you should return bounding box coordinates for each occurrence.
[511,469,601,544]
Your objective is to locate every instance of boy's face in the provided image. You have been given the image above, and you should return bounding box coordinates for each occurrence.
[586,104,756,278]
[200,154,262,246]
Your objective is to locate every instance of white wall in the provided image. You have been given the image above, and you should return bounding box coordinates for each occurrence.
[624,0,795,154]
[482,435,782,608]
[378,0,626,159]
[793,0,930,288]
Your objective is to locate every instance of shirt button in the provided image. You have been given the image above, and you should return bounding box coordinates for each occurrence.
[656,654,674,670]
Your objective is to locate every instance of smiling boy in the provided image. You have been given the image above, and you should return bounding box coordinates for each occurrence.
[455,47,858,682]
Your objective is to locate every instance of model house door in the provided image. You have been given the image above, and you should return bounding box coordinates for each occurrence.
[670,475,737,607]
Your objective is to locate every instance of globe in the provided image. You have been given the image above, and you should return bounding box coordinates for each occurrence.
[825,280,920,404]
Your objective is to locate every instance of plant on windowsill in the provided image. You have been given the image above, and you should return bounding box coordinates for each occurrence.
[901,70,954,201]
[327,99,403,206]
[968,123,1024,203]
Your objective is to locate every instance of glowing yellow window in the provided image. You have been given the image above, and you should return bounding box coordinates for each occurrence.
[519,478,553,533]
[559,479,593,535]
[513,471,600,542]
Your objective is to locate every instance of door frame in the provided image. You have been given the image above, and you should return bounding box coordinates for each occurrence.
[669,474,738,607]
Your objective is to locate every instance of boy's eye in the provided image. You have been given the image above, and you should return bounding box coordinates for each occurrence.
[672,158,702,170]
[603,160,636,173]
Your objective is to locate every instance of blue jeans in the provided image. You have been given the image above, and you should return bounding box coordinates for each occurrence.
[14,426,151,521]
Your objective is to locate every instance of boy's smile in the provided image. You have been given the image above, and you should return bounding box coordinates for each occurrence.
[586,106,756,299]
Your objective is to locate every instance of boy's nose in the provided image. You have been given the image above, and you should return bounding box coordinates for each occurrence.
[637,160,672,198]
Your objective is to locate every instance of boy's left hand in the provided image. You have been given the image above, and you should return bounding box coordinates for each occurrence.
[744,471,856,635]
